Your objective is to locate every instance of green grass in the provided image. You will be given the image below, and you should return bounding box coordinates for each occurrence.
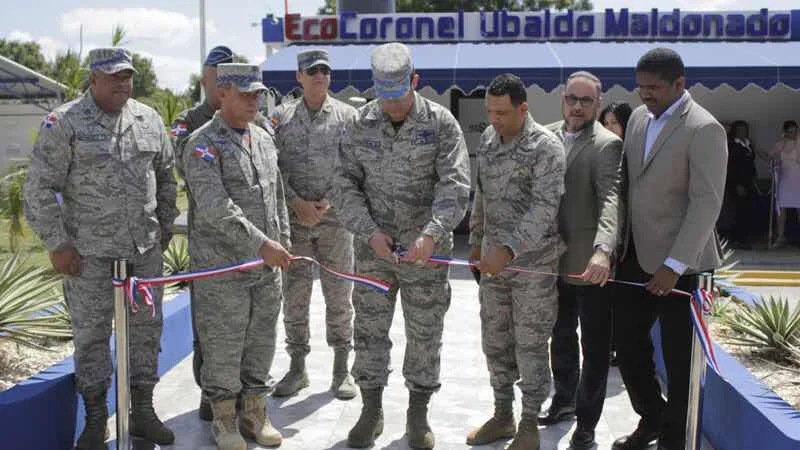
[0,220,50,269]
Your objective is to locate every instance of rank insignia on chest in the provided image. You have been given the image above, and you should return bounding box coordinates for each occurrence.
[193,144,218,161]
[41,113,57,129]
[171,122,188,137]
[413,129,436,145]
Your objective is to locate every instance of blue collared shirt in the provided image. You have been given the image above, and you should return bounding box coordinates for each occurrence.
[643,90,691,275]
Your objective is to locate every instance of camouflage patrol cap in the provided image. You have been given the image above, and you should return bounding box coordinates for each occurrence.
[204,45,234,67]
[371,42,413,99]
[297,49,331,72]
[88,47,137,74]
[216,63,267,93]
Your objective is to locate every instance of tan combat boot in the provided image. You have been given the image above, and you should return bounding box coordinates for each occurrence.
[507,414,540,450]
[347,387,384,448]
[466,399,516,445]
[239,393,282,447]
[406,390,435,449]
[331,350,357,400]
[130,384,175,445]
[211,399,246,450]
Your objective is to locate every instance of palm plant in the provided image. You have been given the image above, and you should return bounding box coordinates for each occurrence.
[0,255,72,351]
[162,236,190,290]
[721,296,800,361]
[0,165,29,253]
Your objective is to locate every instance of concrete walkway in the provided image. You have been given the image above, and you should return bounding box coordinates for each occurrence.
[111,263,714,449]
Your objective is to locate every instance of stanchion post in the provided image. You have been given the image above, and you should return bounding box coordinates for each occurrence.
[685,273,712,450]
[113,259,131,450]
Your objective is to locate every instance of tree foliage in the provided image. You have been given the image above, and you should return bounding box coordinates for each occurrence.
[318,0,592,14]
[0,39,50,74]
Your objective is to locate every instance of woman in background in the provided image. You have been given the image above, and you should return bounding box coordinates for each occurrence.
[599,102,632,140]
[769,120,800,247]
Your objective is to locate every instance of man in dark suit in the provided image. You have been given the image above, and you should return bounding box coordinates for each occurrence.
[539,71,623,450]
[613,48,727,450]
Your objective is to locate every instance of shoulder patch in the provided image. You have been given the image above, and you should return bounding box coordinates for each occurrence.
[193,144,218,161]
[170,121,189,137]
[41,112,58,129]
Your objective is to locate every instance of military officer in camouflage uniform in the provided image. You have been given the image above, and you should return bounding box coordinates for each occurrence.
[24,47,178,450]
[172,46,277,420]
[466,73,566,450]
[270,49,358,400]
[171,45,233,171]
[334,42,470,449]
[182,63,290,450]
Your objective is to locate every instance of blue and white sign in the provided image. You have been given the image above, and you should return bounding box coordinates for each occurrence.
[263,8,800,43]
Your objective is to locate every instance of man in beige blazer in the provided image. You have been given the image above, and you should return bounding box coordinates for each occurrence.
[538,71,623,450]
[612,48,727,450]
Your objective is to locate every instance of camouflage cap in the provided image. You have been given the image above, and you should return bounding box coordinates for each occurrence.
[297,49,331,72]
[216,63,267,93]
[371,42,413,99]
[88,47,137,74]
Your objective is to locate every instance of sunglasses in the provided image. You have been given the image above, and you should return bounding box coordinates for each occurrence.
[564,94,596,108]
[305,66,331,76]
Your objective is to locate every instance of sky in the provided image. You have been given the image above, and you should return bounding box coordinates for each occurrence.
[0,0,796,92]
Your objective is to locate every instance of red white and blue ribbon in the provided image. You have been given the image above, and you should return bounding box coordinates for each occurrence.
[112,255,391,318]
[424,254,721,375]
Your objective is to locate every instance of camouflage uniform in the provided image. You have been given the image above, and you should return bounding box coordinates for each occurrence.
[272,95,357,358]
[468,113,566,417]
[334,92,470,392]
[183,110,290,401]
[172,90,274,396]
[24,87,179,393]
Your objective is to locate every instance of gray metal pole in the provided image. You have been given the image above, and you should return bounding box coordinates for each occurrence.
[199,0,207,103]
[685,273,712,450]
[113,259,131,450]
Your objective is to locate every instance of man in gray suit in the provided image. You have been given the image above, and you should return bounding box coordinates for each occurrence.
[612,48,727,450]
[539,71,623,450]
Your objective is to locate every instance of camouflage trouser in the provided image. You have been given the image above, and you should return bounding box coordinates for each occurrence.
[284,218,354,357]
[351,239,451,392]
[64,247,164,394]
[479,270,558,416]
[193,270,281,401]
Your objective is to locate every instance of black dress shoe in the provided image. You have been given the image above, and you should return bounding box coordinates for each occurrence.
[611,425,659,450]
[570,428,595,449]
[537,404,575,425]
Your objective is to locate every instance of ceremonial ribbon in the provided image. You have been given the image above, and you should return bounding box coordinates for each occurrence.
[111,255,392,318]
[424,254,720,375]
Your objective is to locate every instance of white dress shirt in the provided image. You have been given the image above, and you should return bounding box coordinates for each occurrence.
[643,90,691,275]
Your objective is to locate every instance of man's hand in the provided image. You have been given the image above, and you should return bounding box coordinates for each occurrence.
[646,265,680,296]
[258,239,291,271]
[581,249,611,286]
[469,244,482,283]
[478,245,513,277]
[289,198,322,227]
[49,245,83,276]
[160,229,174,251]
[401,234,435,265]
[368,230,394,259]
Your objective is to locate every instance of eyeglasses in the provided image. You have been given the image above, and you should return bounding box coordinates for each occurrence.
[305,66,331,76]
[563,94,596,108]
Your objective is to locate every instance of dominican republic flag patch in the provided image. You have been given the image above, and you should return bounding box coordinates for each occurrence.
[193,144,218,161]
[171,122,188,137]
[42,113,57,129]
